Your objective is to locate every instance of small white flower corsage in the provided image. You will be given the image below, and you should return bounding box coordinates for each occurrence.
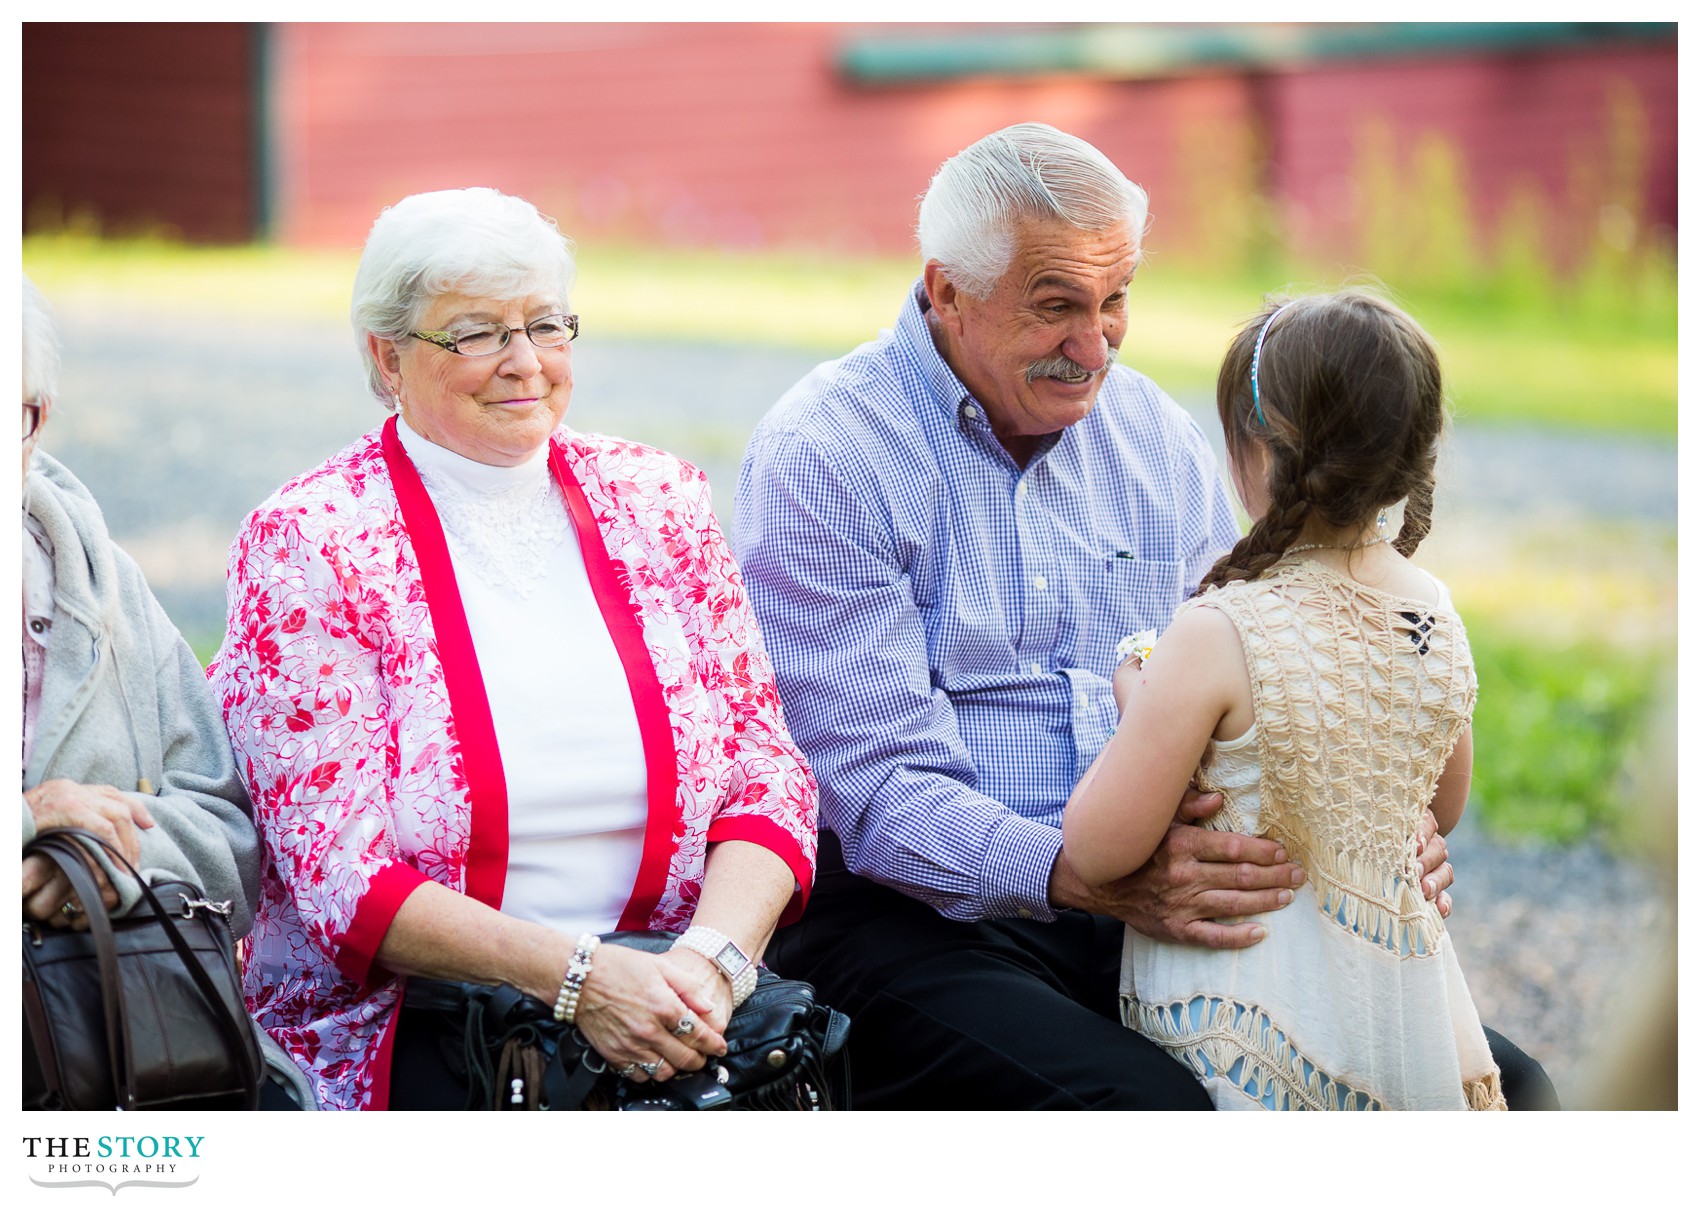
[1114,629,1158,670]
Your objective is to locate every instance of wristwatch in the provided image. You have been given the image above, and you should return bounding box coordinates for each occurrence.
[671,926,758,1007]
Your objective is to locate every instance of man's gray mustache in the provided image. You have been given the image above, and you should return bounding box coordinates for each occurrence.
[1025,346,1119,383]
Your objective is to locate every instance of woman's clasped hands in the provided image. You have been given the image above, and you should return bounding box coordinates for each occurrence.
[573,943,731,1084]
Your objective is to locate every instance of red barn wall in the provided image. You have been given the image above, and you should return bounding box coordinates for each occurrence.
[23,22,1673,264]
[269,22,1254,254]
[23,23,259,242]
[271,24,1675,268]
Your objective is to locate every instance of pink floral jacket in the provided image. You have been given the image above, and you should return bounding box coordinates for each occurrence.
[208,420,817,1110]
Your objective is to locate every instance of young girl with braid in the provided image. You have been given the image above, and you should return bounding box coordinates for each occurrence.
[1062,288,1504,1110]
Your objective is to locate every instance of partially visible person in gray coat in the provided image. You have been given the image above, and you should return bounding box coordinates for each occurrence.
[20,271,315,1110]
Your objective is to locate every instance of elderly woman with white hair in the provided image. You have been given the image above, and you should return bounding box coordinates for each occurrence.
[21,273,315,1110]
[209,187,818,1111]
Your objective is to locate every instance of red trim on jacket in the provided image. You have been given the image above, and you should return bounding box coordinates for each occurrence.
[550,441,681,931]
[381,416,510,910]
[331,861,433,985]
[705,816,813,926]
[365,1000,404,1111]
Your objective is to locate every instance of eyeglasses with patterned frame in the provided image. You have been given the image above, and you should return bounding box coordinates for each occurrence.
[409,313,579,357]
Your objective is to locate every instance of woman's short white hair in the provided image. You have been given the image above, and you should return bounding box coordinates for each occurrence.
[350,187,577,404]
[23,272,60,406]
[916,123,1149,299]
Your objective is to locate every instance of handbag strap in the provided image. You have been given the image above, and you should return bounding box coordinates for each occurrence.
[25,828,258,1109]
[25,832,129,1107]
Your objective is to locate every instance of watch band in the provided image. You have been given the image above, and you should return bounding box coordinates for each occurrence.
[671,926,758,1007]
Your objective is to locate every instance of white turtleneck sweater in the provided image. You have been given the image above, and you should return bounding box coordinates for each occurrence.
[396,417,647,935]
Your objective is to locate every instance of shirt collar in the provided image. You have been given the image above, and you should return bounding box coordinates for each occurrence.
[895,279,978,426]
[894,278,1067,466]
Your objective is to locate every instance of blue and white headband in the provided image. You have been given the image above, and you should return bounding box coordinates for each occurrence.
[1249,301,1296,426]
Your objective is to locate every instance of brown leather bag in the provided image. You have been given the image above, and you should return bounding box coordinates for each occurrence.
[21,828,261,1110]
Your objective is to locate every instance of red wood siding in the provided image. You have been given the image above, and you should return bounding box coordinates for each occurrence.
[1267,43,1677,266]
[269,22,1250,254]
[23,23,258,242]
[23,22,1672,264]
[272,24,1674,267]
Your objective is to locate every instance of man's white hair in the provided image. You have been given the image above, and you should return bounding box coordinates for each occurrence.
[350,187,577,405]
[23,272,60,406]
[916,123,1149,299]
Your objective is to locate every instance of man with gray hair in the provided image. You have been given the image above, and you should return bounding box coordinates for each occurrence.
[736,124,1551,1108]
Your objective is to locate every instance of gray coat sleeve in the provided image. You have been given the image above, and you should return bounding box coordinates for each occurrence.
[117,590,262,937]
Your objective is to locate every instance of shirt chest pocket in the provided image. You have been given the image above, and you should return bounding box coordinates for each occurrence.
[1083,555,1188,668]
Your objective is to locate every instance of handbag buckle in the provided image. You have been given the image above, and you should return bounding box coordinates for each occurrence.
[178,894,234,921]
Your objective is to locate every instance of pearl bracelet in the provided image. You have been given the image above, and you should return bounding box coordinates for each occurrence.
[553,932,600,1024]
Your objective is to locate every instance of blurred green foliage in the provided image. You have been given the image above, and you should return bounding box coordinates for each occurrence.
[1465,627,1665,846]
[1153,82,1676,433]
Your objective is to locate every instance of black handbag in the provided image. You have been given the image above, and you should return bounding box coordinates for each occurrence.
[21,827,262,1111]
[405,930,850,1111]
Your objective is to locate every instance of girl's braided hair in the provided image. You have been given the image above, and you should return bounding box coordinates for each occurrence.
[1195,287,1446,596]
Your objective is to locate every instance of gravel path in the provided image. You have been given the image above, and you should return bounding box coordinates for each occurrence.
[41,304,1678,1108]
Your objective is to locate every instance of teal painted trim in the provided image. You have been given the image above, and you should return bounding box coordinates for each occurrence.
[250,23,274,240]
[838,22,1676,84]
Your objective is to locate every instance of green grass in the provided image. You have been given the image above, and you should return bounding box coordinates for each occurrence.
[186,633,225,669]
[24,231,1676,437]
[1465,628,1665,846]
[1436,518,1675,847]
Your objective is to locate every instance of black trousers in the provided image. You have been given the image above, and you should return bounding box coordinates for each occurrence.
[388,1003,480,1110]
[768,848,1560,1110]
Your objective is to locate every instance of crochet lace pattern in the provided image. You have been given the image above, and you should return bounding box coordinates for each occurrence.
[1194,557,1476,960]
[1138,555,1503,1111]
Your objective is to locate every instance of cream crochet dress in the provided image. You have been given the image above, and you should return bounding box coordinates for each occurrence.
[1121,556,1506,1110]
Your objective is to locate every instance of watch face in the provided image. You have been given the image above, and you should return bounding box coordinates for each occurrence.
[713,941,748,974]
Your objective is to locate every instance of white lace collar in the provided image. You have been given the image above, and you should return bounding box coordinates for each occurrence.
[395,415,574,599]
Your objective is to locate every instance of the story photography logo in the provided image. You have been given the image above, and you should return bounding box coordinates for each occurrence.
[22,1134,205,1195]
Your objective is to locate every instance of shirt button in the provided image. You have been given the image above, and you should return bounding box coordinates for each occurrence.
[1018,908,1034,919]
[1075,693,1088,709]
[1016,481,1029,499]
[962,403,979,419]
[1032,573,1047,591]
[1029,662,1043,676]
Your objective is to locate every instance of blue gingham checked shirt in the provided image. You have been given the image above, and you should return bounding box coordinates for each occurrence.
[735,281,1240,922]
